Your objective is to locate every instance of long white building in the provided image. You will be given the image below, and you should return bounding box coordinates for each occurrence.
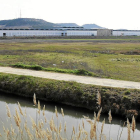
[0,28,97,37]
[0,28,140,37]
[113,30,140,36]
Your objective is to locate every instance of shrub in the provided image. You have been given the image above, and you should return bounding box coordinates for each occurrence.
[75,69,93,76]
[124,90,131,95]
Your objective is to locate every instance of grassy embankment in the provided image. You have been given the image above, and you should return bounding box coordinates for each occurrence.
[0,72,140,120]
[1,40,140,81]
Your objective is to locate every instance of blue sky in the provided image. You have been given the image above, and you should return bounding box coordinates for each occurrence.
[0,0,140,29]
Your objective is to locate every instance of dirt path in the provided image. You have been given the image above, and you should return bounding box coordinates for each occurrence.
[0,66,140,89]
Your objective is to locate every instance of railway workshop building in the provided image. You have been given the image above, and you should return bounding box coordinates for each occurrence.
[0,28,140,37]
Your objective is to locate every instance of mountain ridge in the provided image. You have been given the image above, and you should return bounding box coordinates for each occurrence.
[0,18,103,29]
[0,18,59,29]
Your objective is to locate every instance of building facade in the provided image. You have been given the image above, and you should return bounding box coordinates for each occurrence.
[0,28,97,37]
[97,29,113,36]
[0,28,140,37]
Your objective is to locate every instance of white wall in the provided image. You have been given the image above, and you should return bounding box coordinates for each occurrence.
[113,30,140,36]
[1,29,140,37]
[0,30,97,37]
[0,30,62,37]
[67,30,97,36]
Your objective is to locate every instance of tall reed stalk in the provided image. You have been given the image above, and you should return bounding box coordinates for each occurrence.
[1,93,137,140]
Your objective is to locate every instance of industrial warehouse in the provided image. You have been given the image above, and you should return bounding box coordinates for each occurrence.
[0,28,140,37]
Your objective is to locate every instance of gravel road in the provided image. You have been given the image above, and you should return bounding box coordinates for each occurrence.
[0,66,140,89]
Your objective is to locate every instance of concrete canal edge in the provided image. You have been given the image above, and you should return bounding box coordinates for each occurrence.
[0,72,140,120]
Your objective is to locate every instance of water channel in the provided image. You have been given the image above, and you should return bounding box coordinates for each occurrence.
[0,92,140,140]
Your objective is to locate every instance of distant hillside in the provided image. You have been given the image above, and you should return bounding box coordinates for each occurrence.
[0,18,59,29]
[82,24,103,29]
[56,23,80,27]
[56,23,103,29]
[0,18,104,29]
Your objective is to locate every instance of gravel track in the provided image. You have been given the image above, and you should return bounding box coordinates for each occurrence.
[0,66,140,89]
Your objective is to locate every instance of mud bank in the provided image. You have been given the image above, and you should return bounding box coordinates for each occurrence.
[0,73,140,120]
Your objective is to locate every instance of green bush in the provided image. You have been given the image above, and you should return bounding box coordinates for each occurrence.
[75,69,93,76]
[124,90,131,95]
[30,65,43,70]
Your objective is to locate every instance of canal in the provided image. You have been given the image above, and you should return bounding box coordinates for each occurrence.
[0,93,140,140]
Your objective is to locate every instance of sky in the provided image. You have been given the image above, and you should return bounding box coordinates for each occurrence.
[0,0,140,30]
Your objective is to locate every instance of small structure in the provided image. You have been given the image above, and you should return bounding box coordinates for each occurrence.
[97,29,113,36]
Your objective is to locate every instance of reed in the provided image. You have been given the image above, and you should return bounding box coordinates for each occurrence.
[132,115,136,133]
[99,119,105,140]
[18,102,24,116]
[43,105,45,116]
[73,126,75,135]
[1,93,138,140]
[108,110,112,124]
[82,119,85,129]
[64,122,67,133]
[33,93,37,106]
[14,108,21,127]
[38,100,41,114]
[97,91,101,108]
[55,106,58,118]
[59,121,62,134]
[101,119,105,135]
[97,107,102,122]
[108,110,112,140]
[127,118,131,140]
[61,108,64,117]
[6,103,11,118]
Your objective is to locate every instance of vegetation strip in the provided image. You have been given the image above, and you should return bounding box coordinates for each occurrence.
[12,63,94,76]
[0,72,140,120]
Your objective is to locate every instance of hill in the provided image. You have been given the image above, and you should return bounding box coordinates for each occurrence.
[0,18,104,29]
[56,23,103,29]
[82,24,104,29]
[56,23,80,27]
[0,18,59,29]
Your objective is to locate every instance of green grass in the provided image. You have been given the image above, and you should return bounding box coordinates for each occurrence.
[12,63,95,76]
[1,40,140,81]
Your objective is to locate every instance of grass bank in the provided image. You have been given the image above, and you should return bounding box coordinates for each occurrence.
[0,72,140,120]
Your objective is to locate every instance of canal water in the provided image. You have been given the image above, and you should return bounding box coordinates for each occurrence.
[0,93,140,140]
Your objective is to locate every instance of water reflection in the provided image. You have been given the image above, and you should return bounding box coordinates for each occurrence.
[0,93,140,140]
